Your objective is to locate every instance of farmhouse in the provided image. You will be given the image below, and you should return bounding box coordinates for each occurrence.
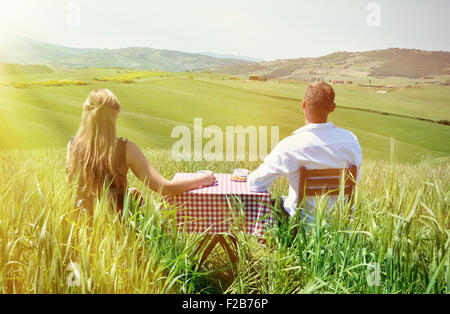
[332,80,345,85]
[249,75,260,81]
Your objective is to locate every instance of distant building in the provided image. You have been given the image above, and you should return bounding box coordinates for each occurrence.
[358,84,386,88]
[249,75,260,81]
[346,81,353,85]
[332,80,345,85]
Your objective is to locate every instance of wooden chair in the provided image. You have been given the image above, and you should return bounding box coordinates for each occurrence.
[298,165,358,217]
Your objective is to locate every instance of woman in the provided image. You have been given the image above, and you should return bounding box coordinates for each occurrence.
[66,89,215,214]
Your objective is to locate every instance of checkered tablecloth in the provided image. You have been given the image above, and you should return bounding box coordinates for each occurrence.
[167,173,273,236]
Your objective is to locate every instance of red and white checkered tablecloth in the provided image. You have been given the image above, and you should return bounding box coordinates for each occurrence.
[167,173,273,236]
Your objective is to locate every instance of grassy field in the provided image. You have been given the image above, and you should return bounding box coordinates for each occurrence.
[0,148,448,293]
[0,66,449,294]
[0,67,449,162]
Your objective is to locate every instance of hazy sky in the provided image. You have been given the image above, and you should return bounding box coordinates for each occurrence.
[0,0,449,60]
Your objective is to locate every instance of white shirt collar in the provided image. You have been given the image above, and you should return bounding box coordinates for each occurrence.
[292,122,335,135]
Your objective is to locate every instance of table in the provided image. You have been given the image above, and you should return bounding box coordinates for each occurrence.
[167,173,273,266]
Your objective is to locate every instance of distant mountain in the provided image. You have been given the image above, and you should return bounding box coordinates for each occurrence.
[0,33,253,71]
[2,33,448,80]
[0,33,96,65]
[50,47,253,72]
[198,52,264,63]
[213,48,450,81]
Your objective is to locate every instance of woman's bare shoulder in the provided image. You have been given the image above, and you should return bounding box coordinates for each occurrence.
[125,140,153,173]
[125,140,139,152]
[125,140,144,163]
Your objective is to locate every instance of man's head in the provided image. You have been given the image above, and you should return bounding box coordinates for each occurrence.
[302,82,336,123]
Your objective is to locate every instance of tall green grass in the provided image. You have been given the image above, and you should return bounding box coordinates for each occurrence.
[0,148,448,293]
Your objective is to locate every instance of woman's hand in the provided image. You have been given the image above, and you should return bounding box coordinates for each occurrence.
[197,173,217,187]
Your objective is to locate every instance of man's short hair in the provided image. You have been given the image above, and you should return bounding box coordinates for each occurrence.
[304,82,335,116]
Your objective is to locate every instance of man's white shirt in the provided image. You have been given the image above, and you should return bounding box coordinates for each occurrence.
[248,122,363,218]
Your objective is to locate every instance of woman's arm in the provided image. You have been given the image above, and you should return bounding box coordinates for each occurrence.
[126,141,215,196]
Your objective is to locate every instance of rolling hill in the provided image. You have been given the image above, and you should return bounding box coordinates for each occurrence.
[50,47,252,72]
[0,33,97,65]
[0,33,252,72]
[0,65,448,163]
[198,52,265,62]
[3,33,449,82]
[213,48,450,84]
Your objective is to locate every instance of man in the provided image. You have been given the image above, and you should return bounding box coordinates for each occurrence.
[248,82,363,222]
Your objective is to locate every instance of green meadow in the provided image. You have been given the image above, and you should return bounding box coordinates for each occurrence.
[0,66,448,294]
[1,67,449,162]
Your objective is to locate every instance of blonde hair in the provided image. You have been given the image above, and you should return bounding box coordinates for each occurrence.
[67,89,122,200]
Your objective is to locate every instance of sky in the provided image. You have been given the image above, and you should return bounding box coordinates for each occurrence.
[0,0,449,60]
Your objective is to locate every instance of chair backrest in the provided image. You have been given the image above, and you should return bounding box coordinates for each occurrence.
[298,165,357,209]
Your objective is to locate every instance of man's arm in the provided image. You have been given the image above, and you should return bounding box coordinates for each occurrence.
[248,139,299,192]
[352,132,363,184]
